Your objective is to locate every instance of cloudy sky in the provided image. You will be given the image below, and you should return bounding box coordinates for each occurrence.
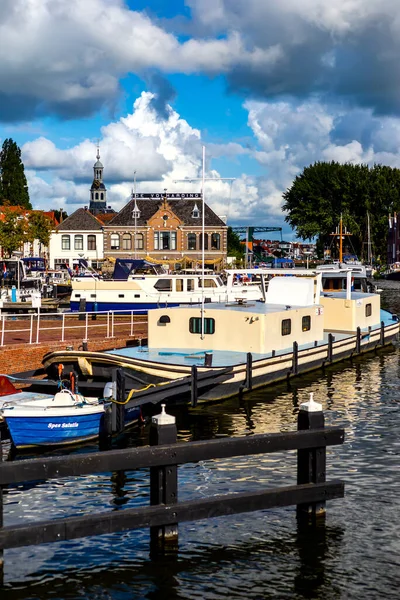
[2,0,400,239]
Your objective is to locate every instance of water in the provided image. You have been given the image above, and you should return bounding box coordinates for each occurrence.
[2,280,400,599]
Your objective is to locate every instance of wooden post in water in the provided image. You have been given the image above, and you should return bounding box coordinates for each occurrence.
[111,368,125,434]
[191,365,198,407]
[297,393,326,522]
[292,342,299,375]
[150,404,178,556]
[356,327,361,354]
[380,321,385,346]
[246,352,253,390]
[327,333,334,363]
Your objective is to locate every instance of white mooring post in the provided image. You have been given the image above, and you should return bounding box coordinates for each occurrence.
[150,404,178,556]
[297,393,326,521]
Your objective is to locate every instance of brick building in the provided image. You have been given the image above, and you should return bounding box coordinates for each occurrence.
[103,192,227,270]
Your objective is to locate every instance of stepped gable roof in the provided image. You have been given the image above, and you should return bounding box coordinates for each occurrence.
[107,198,226,227]
[56,208,103,231]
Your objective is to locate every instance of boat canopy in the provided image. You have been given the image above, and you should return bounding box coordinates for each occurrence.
[112,259,164,280]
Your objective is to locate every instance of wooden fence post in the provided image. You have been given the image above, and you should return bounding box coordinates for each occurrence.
[297,393,326,522]
[150,404,178,556]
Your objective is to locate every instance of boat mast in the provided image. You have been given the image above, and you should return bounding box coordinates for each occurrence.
[134,171,137,260]
[339,213,343,263]
[201,145,205,339]
[367,212,372,264]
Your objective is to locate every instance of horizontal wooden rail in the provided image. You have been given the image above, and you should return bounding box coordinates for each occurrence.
[0,428,344,486]
[0,481,344,550]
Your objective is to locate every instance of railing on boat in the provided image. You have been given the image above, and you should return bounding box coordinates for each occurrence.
[0,309,148,347]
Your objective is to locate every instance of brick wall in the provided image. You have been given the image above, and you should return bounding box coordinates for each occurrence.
[0,337,133,376]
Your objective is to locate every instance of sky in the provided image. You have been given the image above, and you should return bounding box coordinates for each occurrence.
[3,1,400,240]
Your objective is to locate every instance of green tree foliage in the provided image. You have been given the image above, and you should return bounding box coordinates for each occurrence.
[52,209,68,223]
[0,138,31,209]
[282,161,400,261]
[27,212,53,249]
[0,207,26,257]
[227,227,244,260]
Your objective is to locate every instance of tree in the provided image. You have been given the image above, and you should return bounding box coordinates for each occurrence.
[282,161,400,261]
[0,138,31,209]
[52,209,68,223]
[27,212,53,252]
[227,227,244,260]
[0,206,26,257]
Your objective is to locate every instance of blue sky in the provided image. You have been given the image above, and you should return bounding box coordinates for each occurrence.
[2,0,400,240]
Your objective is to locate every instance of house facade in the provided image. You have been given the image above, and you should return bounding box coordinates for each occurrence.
[48,208,104,270]
[103,192,227,270]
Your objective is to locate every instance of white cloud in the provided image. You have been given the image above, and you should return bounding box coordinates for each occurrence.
[23,92,400,233]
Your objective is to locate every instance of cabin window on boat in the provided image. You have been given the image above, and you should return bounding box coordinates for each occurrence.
[199,233,209,250]
[187,278,194,291]
[200,278,217,288]
[187,233,197,250]
[74,235,84,251]
[211,233,221,250]
[189,317,215,334]
[302,316,311,331]
[281,319,291,336]
[176,279,184,292]
[61,235,70,250]
[365,303,372,317]
[154,231,177,250]
[154,279,173,291]
[87,235,96,251]
[135,233,144,250]
[111,234,120,250]
[122,234,132,250]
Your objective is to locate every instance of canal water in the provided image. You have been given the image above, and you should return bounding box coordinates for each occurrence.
[2,281,400,599]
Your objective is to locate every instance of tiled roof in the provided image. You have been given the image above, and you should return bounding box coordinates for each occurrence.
[106,199,226,227]
[56,208,103,231]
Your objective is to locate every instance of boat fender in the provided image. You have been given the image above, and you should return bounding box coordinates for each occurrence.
[58,363,64,379]
[70,372,76,394]
[103,381,116,400]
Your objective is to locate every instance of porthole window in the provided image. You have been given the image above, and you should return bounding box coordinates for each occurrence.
[282,318,291,336]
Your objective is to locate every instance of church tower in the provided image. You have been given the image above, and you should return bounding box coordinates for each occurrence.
[89,145,107,215]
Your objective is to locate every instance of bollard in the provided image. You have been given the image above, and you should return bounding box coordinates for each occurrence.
[204,352,213,367]
[150,404,178,556]
[297,393,326,522]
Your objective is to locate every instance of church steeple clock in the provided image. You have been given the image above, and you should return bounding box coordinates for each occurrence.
[89,145,107,215]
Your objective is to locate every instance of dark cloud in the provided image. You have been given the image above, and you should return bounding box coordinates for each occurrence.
[145,72,177,120]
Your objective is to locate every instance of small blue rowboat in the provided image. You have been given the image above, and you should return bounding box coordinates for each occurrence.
[1,388,106,449]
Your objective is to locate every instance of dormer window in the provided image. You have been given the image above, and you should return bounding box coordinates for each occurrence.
[192,203,200,218]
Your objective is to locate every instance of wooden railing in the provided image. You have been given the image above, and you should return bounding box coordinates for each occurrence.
[0,397,345,583]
